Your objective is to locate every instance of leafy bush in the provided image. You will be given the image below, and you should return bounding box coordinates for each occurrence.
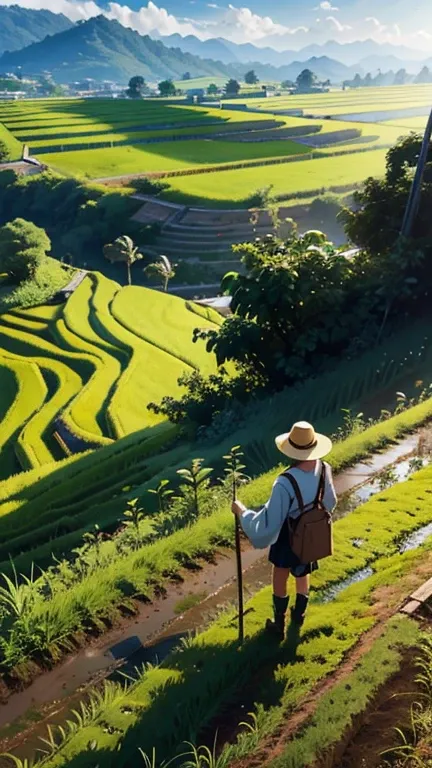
[0,218,50,282]
[0,139,9,163]
[0,171,140,280]
[130,177,169,196]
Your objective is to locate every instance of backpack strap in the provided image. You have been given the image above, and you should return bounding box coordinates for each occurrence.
[280,470,304,514]
[280,461,326,516]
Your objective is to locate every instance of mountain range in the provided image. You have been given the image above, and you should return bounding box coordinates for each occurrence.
[158,34,426,71]
[0,6,73,57]
[0,15,358,84]
[0,6,429,86]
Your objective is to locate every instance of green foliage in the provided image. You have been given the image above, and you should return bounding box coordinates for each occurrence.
[0,170,140,281]
[126,76,147,99]
[244,70,259,85]
[0,139,9,162]
[0,256,69,313]
[145,255,176,292]
[181,223,432,421]
[159,79,176,97]
[343,133,432,259]
[0,218,50,282]
[296,68,317,92]
[225,78,241,96]
[104,235,143,286]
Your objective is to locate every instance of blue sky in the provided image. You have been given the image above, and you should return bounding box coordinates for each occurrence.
[1,0,431,50]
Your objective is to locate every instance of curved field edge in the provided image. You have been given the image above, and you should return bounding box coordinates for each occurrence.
[110,285,222,372]
[0,354,47,478]
[22,480,432,767]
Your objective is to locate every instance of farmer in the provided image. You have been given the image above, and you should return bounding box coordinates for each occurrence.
[232,421,337,636]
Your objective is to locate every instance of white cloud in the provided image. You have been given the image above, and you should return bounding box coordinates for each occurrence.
[315,1,339,11]
[325,15,352,32]
[0,0,431,51]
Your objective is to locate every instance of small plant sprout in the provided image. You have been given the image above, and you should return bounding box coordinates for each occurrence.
[123,497,146,547]
[0,562,37,619]
[177,459,213,518]
[375,466,398,491]
[148,479,175,513]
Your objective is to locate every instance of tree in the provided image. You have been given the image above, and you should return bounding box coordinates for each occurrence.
[244,70,259,85]
[182,72,191,81]
[352,73,363,88]
[281,79,294,90]
[225,78,241,96]
[415,66,432,84]
[145,255,176,292]
[394,68,408,86]
[126,76,146,99]
[103,235,143,285]
[207,83,219,95]
[343,133,432,255]
[0,218,50,283]
[364,72,373,87]
[296,69,317,92]
[0,140,9,163]
[158,79,176,97]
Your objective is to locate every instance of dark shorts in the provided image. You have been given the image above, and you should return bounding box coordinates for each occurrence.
[269,520,318,577]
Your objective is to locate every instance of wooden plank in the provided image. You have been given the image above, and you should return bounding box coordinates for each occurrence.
[400,599,421,615]
[411,577,432,604]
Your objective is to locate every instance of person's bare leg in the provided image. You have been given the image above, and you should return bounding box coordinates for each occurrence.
[291,574,310,626]
[273,566,290,597]
[267,566,290,639]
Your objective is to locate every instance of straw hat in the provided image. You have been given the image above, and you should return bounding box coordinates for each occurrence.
[275,421,332,461]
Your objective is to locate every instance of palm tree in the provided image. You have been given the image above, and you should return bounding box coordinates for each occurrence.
[103,235,143,286]
[145,255,176,292]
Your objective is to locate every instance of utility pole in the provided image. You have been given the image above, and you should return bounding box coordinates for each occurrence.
[400,107,432,238]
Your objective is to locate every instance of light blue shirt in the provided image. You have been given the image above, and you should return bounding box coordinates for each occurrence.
[240,461,337,550]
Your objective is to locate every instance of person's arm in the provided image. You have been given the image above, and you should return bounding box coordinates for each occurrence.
[323,463,337,513]
[233,480,291,549]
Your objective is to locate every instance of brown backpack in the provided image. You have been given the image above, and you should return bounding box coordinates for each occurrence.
[281,462,333,564]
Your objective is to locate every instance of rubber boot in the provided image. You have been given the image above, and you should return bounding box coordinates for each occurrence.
[266,595,289,640]
[290,593,309,627]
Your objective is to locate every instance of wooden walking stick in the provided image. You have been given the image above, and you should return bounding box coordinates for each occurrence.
[230,446,244,644]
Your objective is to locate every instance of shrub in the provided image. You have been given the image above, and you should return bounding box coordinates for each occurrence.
[0,218,50,282]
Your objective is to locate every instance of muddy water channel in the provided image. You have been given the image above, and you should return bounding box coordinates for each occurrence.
[1,430,432,762]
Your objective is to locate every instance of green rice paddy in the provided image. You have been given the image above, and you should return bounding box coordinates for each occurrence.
[0,87,424,194]
[0,272,221,475]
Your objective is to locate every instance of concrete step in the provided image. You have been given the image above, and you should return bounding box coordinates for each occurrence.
[151,246,234,259]
[163,221,274,235]
[154,238,241,253]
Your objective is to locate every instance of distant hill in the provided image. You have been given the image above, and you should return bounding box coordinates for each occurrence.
[0,17,356,85]
[0,16,236,83]
[0,6,73,58]
[248,56,354,84]
[159,34,425,71]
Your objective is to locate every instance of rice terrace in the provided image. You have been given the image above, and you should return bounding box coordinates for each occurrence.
[1,3,432,767]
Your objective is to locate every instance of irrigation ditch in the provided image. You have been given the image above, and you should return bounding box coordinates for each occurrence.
[1,427,432,764]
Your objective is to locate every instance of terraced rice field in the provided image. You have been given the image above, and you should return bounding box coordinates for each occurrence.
[0,89,420,196]
[0,272,221,478]
[228,83,432,118]
[162,148,388,206]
